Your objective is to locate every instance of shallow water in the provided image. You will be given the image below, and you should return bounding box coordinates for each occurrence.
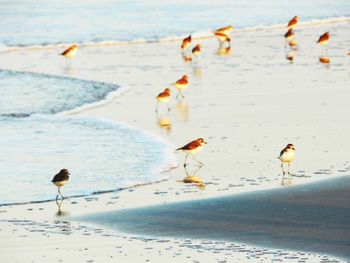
[0,70,119,116]
[0,115,175,204]
[0,0,349,47]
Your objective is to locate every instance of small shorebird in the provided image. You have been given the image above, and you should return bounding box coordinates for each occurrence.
[173,75,189,98]
[181,35,192,51]
[214,32,231,47]
[215,25,233,36]
[176,138,207,167]
[192,44,201,56]
[278,144,295,176]
[155,88,171,112]
[52,169,70,200]
[287,16,298,29]
[284,29,294,47]
[284,29,295,41]
[317,32,330,46]
[192,44,201,63]
[61,44,78,66]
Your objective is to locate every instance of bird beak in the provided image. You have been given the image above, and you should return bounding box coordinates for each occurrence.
[68,172,71,175]
[204,142,208,144]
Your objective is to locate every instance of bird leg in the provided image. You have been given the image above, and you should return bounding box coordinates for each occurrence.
[183,154,189,167]
[281,163,286,176]
[288,163,291,175]
[155,102,159,113]
[58,186,64,199]
[193,155,204,166]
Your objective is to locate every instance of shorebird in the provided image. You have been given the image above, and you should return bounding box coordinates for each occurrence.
[278,144,295,176]
[61,44,78,66]
[181,35,192,51]
[284,29,295,47]
[287,16,298,29]
[155,88,171,112]
[215,25,233,36]
[52,169,70,200]
[317,32,330,54]
[173,75,189,98]
[317,32,330,46]
[214,32,231,47]
[216,46,231,56]
[176,138,207,167]
[191,44,201,63]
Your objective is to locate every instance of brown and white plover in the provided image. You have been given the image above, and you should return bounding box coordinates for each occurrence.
[176,138,207,167]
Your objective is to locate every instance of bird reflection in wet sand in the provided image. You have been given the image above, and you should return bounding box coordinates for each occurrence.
[183,165,205,189]
[55,198,70,217]
[156,112,172,134]
[175,96,189,122]
[216,46,231,57]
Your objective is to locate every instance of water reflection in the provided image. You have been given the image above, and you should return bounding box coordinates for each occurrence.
[182,165,205,189]
[175,97,189,122]
[155,111,172,134]
[55,198,70,217]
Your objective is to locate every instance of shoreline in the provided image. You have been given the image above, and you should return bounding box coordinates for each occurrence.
[1,16,349,53]
[0,20,349,262]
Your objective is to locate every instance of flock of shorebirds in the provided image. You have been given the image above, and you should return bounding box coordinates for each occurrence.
[53,15,347,199]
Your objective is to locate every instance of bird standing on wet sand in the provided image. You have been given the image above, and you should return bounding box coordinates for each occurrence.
[155,88,171,112]
[181,35,192,52]
[176,138,207,167]
[215,25,233,36]
[191,44,201,63]
[278,144,295,176]
[173,75,189,98]
[317,32,330,54]
[52,169,70,200]
[61,44,78,66]
[287,16,298,29]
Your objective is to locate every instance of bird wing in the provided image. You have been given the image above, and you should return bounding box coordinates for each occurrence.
[177,140,200,151]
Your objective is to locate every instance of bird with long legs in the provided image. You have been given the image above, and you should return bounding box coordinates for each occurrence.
[317,32,330,55]
[52,168,70,200]
[176,138,207,167]
[173,75,189,98]
[278,144,295,177]
[61,44,78,67]
[155,88,171,112]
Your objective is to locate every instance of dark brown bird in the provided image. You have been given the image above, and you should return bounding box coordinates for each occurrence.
[52,169,70,200]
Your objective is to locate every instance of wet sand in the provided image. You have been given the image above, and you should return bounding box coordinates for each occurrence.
[81,176,350,260]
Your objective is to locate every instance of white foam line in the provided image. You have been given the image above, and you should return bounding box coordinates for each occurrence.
[57,83,129,116]
[1,16,349,53]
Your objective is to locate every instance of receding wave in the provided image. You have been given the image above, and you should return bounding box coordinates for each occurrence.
[0,69,122,117]
[0,115,177,205]
[1,16,349,52]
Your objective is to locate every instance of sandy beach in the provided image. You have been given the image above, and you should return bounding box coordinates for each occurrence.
[1,20,350,262]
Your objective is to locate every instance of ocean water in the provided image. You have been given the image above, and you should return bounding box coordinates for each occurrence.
[0,115,175,204]
[0,70,120,116]
[0,0,349,48]
[0,70,175,205]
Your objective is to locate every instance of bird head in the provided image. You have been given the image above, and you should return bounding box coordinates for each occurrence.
[60,168,70,175]
[286,144,295,150]
[197,138,207,145]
